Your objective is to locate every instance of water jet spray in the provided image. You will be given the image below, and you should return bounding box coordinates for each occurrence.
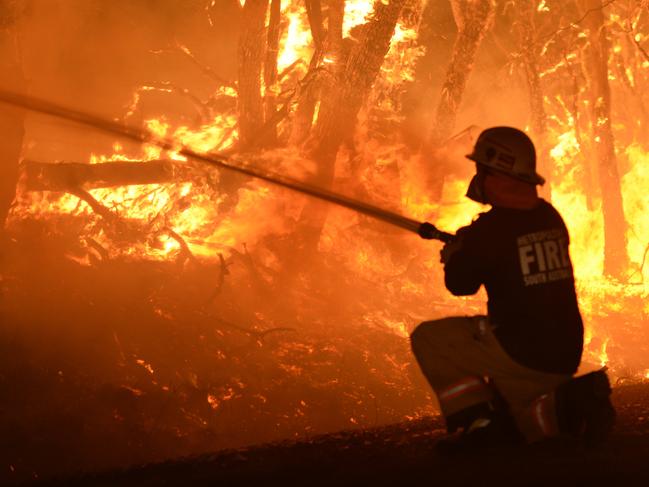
[0,89,453,243]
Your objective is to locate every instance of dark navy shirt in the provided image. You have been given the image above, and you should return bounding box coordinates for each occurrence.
[444,199,583,374]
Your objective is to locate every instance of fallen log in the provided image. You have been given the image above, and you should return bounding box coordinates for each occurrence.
[19,159,179,192]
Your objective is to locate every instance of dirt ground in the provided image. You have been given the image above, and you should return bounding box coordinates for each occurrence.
[32,382,649,487]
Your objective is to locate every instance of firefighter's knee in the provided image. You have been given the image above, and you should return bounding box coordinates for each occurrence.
[410,319,452,353]
[410,321,436,350]
[412,317,458,339]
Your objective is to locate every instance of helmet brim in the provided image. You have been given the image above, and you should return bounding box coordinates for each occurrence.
[465,153,545,186]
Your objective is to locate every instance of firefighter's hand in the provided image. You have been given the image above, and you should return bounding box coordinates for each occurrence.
[418,222,439,240]
[440,239,463,264]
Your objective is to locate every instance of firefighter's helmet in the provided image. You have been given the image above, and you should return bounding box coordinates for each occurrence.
[466,127,545,185]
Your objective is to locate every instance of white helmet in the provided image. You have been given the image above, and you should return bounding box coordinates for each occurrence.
[466,126,545,185]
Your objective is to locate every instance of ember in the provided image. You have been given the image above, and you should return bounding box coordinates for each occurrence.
[0,0,648,483]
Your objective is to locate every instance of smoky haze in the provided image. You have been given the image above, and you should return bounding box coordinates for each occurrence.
[2,2,448,482]
[1,1,647,485]
[20,0,240,161]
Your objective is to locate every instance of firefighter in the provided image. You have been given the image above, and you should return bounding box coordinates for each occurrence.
[413,126,614,450]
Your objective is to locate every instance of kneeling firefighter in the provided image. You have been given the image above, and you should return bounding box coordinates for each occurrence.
[413,127,615,449]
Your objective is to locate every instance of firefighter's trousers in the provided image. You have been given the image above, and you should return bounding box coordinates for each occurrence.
[410,316,571,442]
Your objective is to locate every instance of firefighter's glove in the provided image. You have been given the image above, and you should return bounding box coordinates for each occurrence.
[418,222,439,240]
[440,239,463,264]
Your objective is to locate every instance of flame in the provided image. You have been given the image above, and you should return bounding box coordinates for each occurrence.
[7,0,649,383]
[277,2,312,72]
[548,124,649,373]
[549,130,605,279]
[343,1,375,37]
[623,144,649,285]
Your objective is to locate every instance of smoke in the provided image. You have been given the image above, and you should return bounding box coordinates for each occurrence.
[0,2,442,482]
[17,0,240,161]
[1,1,648,484]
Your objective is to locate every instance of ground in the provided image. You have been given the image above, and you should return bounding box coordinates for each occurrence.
[32,382,649,487]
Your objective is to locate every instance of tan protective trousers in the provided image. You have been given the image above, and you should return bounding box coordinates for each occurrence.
[410,316,571,442]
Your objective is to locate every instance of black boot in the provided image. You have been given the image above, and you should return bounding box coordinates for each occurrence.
[444,402,494,434]
[555,369,616,444]
[437,402,522,455]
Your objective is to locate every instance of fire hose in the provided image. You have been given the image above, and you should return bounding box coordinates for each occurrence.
[0,89,454,243]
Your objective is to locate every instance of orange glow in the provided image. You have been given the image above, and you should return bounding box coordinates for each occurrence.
[6,4,649,479]
[6,0,649,385]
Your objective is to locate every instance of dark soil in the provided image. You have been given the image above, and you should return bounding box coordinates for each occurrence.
[35,382,649,487]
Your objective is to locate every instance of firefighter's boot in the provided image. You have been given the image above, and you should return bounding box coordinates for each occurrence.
[556,369,615,444]
[437,402,522,455]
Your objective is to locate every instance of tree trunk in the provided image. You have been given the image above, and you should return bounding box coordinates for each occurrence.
[566,62,597,211]
[297,0,406,252]
[237,0,269,149]
[422,0,495,201]
[305,0,326,48]
[289,0,341,146]
[263,0,281,146]
[306,0,405,183]
[578,0,629,278]
[517,0,552,198]
[0,3,25,235]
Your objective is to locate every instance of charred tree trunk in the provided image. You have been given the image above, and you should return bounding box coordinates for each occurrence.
[422,0,495,201]
[305,0,326,48]
[567,59,597,211]
[289,0,341,146]
[296,0,406,253]
[0,3,25,236]
[517,0,552,197]
[578,0,629,278]
[305,0,406,184]
[237,0,269,149]
[263,0,281,146]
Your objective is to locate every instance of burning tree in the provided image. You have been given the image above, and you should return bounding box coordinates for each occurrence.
[1,0,649,482]
[420,0,496,201]
[578,0,629,278]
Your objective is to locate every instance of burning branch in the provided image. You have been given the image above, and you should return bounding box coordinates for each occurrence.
[206,253,230,302]
[68,186,118,222]
[124,82,212,123]
[209,314,296,345]
[631,35,649,63]
[164,227,199,266]
[86,237,110,262]
[175,43,234,87]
